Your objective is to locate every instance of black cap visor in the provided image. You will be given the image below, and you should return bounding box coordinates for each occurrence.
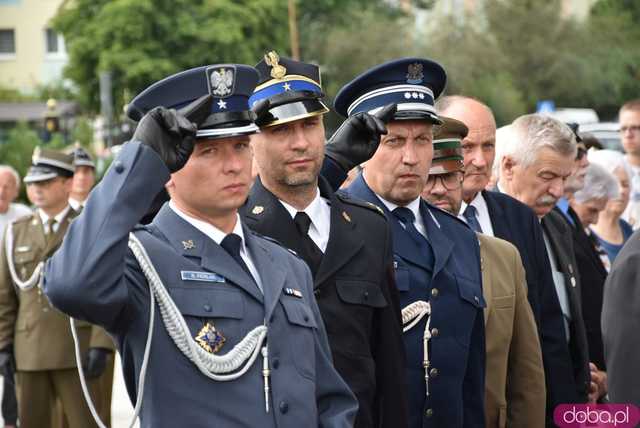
[256,98,329,128]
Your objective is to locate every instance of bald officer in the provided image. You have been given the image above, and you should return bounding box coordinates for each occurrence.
[421,118,545,427]
[0,148,96,428]
[43,64,357,428]
[334,58,486,428]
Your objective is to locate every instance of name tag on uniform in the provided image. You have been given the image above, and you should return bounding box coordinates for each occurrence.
[181,271,226,283]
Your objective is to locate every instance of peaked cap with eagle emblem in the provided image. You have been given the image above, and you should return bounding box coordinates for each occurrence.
[334,57,447,124]
[126,64,261,139]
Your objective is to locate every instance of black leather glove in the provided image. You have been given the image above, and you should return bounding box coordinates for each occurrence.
[83,347,111,380]
[0,347,15,377]
[325,103,397,173]
[132,94,213,173]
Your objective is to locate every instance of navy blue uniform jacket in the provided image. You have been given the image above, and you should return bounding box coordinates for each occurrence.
[346,173,486,428]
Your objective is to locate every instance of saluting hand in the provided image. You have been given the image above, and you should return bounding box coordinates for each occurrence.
[325,103,397,173]
[132,94,213,173]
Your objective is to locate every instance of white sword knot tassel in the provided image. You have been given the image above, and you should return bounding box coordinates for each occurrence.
[401,300,432,397]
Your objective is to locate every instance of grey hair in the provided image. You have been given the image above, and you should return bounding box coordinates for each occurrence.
[498,114,577,169]
[573,163,619,204]
[0,165,21,190]
[587,149,632,180]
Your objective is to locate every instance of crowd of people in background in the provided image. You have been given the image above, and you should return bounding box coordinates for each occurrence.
[0,53,638,428]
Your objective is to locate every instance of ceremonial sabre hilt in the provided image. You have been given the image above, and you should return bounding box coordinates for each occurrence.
[402,300,432,397]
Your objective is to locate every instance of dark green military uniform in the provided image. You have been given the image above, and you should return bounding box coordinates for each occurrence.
[0,149,97,428]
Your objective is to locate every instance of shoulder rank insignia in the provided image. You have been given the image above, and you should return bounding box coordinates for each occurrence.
[284,288,303,298]
[252,205,264,215]
[265,51,287,79]
[195,322,226,354]
[368,202,384,215]
[182,239,195,250]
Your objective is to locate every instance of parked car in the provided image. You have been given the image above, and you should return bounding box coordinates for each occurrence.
[580,122,622,152]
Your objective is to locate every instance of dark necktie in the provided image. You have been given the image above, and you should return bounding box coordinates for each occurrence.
[45,219,58,244]
[392,207,426,245]
[293,212,323,278]
[463,205,483,233]
[220,234,255,282]
[392,207,434,271]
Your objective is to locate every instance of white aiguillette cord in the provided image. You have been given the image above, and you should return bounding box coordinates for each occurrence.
[70,232,270,428]
[401,300,432,397]
[5,223,44,291]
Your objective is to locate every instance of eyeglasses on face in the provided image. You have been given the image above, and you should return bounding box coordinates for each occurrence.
[424,171,463,191]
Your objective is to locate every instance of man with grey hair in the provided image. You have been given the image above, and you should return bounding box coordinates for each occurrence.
[0,166,31,233]
[0,165,29,428]
[437,96,580,421]
[497,113,596,404]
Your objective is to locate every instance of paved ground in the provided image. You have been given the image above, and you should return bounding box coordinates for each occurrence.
[1,355,139,428]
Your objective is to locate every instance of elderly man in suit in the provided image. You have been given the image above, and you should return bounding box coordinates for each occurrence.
[331,58,486,428]
[242,53,407,428]
[496,114,597,405]
[434,96,583,423]
[421,116,545,428]
[43,64,357,428]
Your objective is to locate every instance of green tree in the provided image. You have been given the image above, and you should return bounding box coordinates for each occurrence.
[54,0,291,113]
[0,122,41,203]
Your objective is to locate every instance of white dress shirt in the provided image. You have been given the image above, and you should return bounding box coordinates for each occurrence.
[279,188,332,253]
[542,229,571,342]
[68,197,85,211]
[169,201,263,292]
[38,205,71,234]
[459,191,495,236]
[378,196,428,239]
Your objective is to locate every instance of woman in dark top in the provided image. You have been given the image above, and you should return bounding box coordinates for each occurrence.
[570,163,619,375]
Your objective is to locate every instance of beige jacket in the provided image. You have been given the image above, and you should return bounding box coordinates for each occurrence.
[479,234,546,428]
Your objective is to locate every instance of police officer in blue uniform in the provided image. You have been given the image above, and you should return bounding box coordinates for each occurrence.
[331,58,487,428]
[43,64,357,428]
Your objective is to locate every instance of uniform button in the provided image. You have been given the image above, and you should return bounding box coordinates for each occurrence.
[279,401,289,414]
[303,314,310,322]
[425,408,433,417]
[363,291,369,301]
[430,368,439,377]
[113,161,124,173]
[431,328,439,337]
[431,288,439,297]
[203,304,212,312]
[272,358,280,369]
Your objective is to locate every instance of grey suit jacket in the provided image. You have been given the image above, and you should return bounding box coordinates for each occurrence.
[602,229,640,405]
[43,141,357,428]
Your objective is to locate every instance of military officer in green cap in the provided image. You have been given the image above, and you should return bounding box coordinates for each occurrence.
[0,148,97,428]
[421,118,546,428]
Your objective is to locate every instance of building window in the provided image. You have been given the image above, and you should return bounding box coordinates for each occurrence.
[46,28,59,53]
[0,29,16,55]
